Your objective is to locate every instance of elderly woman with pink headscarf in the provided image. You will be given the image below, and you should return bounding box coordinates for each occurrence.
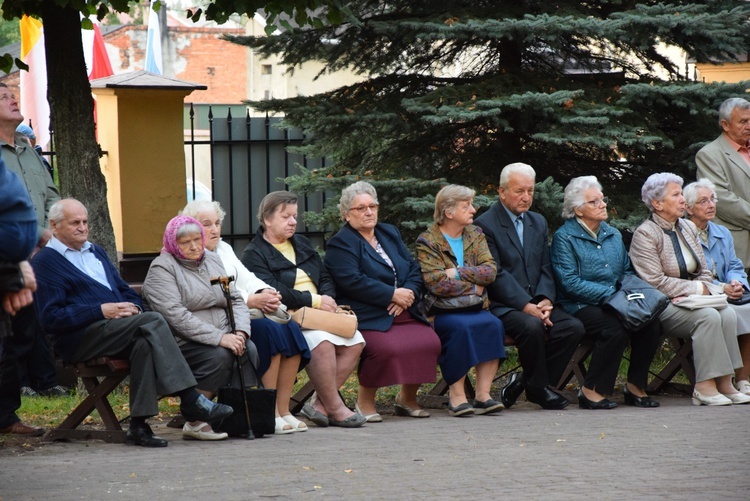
[143,215,310,439]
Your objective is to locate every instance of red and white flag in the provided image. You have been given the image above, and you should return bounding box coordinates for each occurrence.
[19,16,49,149]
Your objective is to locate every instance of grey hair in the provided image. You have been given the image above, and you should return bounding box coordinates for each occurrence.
[499,162,536,187]
[181,200,226,225]
[641,172,683,212]
[684,179,717,208]
[434,184,475,225]
[339,181,379,220]
[561,176,602,219]
[718,98,750,126]
[49,198,87,225]
[175,222,203,239]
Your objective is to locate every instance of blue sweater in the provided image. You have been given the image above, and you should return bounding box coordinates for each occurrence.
[550,218,633,314]
[31,244,142,361]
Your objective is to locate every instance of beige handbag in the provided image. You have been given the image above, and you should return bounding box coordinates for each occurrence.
[291,306,358,338]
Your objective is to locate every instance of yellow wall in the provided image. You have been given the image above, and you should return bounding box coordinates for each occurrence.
[94,88,191,254]
[695,62,750,84]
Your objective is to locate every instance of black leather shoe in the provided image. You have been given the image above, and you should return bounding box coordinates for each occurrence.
[500,372,526,409]
[623,386,660,408]
[180,394,233,423]
[525,386,570,410]
[577,390,617,410]
[126,424,168,448]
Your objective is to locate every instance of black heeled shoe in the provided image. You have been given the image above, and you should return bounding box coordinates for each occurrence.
[577,389,617,410]
[623,385,660,408]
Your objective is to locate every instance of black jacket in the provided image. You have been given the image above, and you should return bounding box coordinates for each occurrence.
[241,227,336,310]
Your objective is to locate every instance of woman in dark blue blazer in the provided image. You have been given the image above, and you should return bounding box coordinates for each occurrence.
[325,181,441,422]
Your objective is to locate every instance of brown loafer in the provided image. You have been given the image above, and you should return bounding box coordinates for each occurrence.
[0,421,45,436]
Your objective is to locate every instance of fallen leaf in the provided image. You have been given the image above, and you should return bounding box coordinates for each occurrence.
[599,432,605,440]
[130,473,136,478]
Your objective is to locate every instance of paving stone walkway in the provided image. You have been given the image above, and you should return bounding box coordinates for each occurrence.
[2,393,749,500]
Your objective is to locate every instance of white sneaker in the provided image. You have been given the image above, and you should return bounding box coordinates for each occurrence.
[735,380,750,395]
[692,390,732,406]
[723,392,750,405]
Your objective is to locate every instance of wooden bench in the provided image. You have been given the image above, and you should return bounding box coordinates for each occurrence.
[555,336,596,390]
[44,357,130,443]
[647,336,695,394]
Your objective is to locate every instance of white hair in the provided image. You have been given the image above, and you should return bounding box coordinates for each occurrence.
[561,176,602,219]
[49,198,87,225]
[683,179,717,208]
[718,98,750,126]
[181,200,226,224]
[499,162,536,187]
[641,173,683,212]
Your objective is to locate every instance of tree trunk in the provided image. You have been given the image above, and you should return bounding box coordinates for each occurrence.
[41,0,117,262]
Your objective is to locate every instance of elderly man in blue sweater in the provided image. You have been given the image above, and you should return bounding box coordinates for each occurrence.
[32,198,233,447]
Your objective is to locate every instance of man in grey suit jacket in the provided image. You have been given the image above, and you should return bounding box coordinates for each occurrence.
[696,97,750,268]
[475,163,584,410]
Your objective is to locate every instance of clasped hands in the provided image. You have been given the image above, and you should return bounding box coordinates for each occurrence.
[522,298,554,327]
[388,287,415,316]
[248,289,283,313]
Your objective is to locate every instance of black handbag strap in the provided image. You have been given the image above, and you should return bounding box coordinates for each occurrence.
[224,347,266,389]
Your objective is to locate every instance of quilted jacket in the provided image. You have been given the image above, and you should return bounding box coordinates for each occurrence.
[550,218,632,314]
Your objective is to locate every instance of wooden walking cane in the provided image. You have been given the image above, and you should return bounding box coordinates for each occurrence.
[210,275,255,440]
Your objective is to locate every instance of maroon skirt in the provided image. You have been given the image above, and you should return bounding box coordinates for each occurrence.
[357,311,441,388]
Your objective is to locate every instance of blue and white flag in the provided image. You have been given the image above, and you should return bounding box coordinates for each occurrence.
[145,0,163,74]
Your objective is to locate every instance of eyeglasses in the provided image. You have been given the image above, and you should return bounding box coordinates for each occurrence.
[349,204,379,214]
[584,197,609,208]
[695,197,718,207]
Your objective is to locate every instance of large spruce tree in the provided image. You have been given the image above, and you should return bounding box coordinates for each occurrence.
[228,1,750,229]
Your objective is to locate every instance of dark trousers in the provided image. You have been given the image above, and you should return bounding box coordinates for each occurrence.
[0,338,20,427]
[574,305,662,394]
[6,305,57,390]
[501,308,585,389]
[71,312,197,418]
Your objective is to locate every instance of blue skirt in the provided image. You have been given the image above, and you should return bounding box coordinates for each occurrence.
[250,318,311,376]
[433,310,505,385]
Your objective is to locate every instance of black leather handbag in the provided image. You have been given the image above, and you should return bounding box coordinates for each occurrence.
[603,275,669,331]
[214,354,276,439]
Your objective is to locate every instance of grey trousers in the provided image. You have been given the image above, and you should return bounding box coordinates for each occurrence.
[72,312,197,418]
[659,304,741,382]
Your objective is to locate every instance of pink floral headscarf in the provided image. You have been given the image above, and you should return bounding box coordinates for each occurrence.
[162,215,205,261]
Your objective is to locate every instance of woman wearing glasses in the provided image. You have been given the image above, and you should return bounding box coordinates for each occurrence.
[325,181,441,422]
[685,179,750,396]
[550,176,662,409]
[629,173,748,406]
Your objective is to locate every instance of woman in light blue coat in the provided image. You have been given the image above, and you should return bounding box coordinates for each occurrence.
[551,176,661,409]
[685,179,750,395]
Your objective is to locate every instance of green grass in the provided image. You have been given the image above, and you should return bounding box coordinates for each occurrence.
[14,341,687,429]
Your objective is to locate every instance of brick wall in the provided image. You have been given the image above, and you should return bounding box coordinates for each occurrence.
[1,24,247,105]
[104,25,247,104]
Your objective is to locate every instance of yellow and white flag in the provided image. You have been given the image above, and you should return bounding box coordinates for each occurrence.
[19,16,50,149]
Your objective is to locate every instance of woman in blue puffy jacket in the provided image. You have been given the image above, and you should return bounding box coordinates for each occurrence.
[550,176,661,410]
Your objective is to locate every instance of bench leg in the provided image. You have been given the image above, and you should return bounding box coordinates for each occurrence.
[290,381,316,414]
[555,341,594,390]
[647,338,694,394]
[44,373,128,443]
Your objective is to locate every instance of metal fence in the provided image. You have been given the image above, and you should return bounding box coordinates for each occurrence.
[184,103,330,255]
